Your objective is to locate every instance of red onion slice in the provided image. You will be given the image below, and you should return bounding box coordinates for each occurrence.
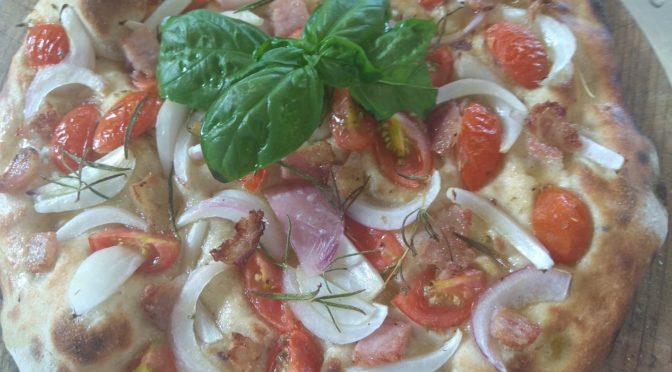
[472,267,572,372]
[172,262,228,372]
[578,135,624,171]
[346,170,441,231]
[24,64,106,120]
[446,188,554,269]
[324,236,384,301]
[436,79,528,153]
[266,184,344,274]
[346,329,462,372]
[61,6,95,69]
[68,245,145,315]
[177,189,286,261]
[56,206,147,241]
[157,100,189,177]
[144,0,191,30]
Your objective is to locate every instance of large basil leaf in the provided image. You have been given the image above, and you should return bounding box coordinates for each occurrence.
[158,10,269,111]
[367,19,436,68]
[200,66,324,181]
[315,35,381,87]
[350,63,437,121]
[303,0,389,52]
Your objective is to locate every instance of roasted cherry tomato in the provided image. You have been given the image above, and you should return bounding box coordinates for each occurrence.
[241,168,269,193]
[345,217,405,273]
[267,328,323,372]
[329,89,377,151]
[457,102,504,191]
[25,24,69,68]
[373,114,433,188]
[132,343,177,372]
[532,186,593,265]
[244,251,297,333]
[418,0,443,11]
[392,269,487,330]
[88,228,180,273]
[427,46,454,87]
[485,22,550,89]
[92,91,163,154]
[50,104,100,173]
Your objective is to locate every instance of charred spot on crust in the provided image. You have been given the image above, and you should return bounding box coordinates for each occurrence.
[51,313,131,365]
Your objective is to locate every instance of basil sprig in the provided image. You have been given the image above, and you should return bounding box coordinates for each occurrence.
[157,0,437,182]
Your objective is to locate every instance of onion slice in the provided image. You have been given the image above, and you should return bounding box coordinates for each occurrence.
[194,302,223,344]
[472,267,572,372]
[578,135,624,171]
[172,262,228,372]
[436,79,528,152]
[324,236,384,301]
[446,188,554,269]
[33,146,136,213]
[68,245,145,315]
[347,171,441,231]
[156,100,189,177]
[177,189,286,261]
[24,64,106,120]
[221,10,265,27]
[538,15,576,84]
[61,6,95,69]
[346,329,463,372]
[442,11,487,44]
[173,128,194,186]
[56,206,147,241]
[144,0,191,30]
[283,267,388,345]
[182,220,209,270]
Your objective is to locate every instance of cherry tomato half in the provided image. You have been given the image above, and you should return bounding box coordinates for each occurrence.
[50,104,100,173]
[25,24,69,68]
[345,217,405,273]
[267,328,323,372]
[241,168,269,193]
[329,89,377,151]
[427,46,454,87]
[88,228,180,273]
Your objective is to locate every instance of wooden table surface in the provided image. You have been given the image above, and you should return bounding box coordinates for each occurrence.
[0,0,670,371]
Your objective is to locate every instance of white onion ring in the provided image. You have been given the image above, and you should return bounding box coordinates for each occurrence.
[172,262,228,372]
[446,188,554,269]
[346,171,441,231]
[324,236,384,301]
[188,144,203,161]
[156,100,189,177]
[61,6,95,69]
[538,14,576,85]
[24,64,106,120]
[454,53,503,84]
[182,220,209,270]
[144,0,191,31]
[472,267,572,372]
[442,11,487,44]
[578,135,624,171]
[436,79,528,153]
[283,266,387,345]
[56,206,147,241]
[177,189,286,261]
[195,301,223,344]
[173,128,194,185]
[221,10,265,27]
[68,245,145,315]
[346,329,462,372]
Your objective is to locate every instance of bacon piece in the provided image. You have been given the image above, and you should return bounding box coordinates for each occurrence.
[281,140,337,183]
[0,148,40,194]
[210,210,265,267]
[225,333,264,372]
[352,318,412,367]
[490,307,541,350]
[465,0,497,11]
[26,232,58,273]
[270,0,309,37]
[526,135,563,171]
[526,102,582,152]
[18,108,60,140]
[121,26,159,77]
[140,278,184,331]
[426,102,461,156]
[130,173,171,233]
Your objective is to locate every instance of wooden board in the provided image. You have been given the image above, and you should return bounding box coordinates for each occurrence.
[0,1,669,370]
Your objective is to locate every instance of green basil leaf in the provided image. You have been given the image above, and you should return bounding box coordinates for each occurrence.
[367,19,436,68]
[303,0,389,51]
[315,35,381,87]
[350,63,437,121]
[254,39,308,67]
[201,65,324,181]
[157,10,269,111]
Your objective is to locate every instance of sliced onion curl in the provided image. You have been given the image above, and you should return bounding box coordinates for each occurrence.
[157,100,190,177]
[441,11,487,44]
[437,79,528,153]
[172,262,228,372]
[61,6,95,69]
[188,144,204,161]
[221,11,265,27]
[56,206,147,241]
[33,146,136,213]
[347,170,441,231]
[346,329,462,372]
[144,0,191,31]
[283,266,388,345]
[173,127,196,185]
[177,189,286,262]
[323,236,384,301]
[454,53,503,84]
[24,63,106,120]
[472,267,572,372]
[68,245,145,315]
[195,301,223,344]
[182,220,209,270]
[446,188,554,269]
[538,14,576,84]
[578,135,624,171]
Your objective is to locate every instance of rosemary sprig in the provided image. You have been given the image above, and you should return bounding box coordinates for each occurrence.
[124,94,148,159]
[453,232,509,268]
[400,208,440,256]
[236,0,274,12]
[167,165,179,238]
[433,5,464,50]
